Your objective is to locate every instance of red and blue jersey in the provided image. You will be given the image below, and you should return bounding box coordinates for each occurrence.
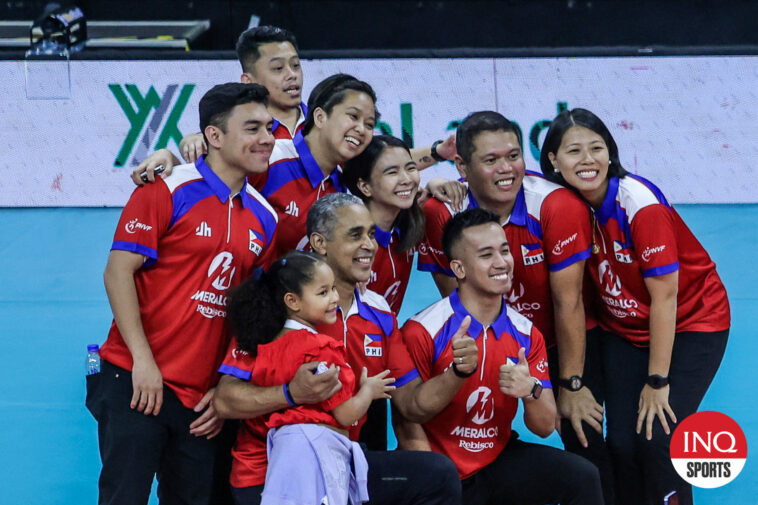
[250,132,345,256]
[368,225,415,314]
[100,155,278,409]
[588,175,730,345]
[317,288,419,440]
[271,102,307,140]
[401,290,551,479]
[418,172,592,348]
[218,288,419,486]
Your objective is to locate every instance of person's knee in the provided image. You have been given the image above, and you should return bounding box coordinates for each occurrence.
[408,451,461,498]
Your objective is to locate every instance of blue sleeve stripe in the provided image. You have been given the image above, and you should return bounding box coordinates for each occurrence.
[218,364,252,381]
[394,369,420,388]
[111,241,158,261]
[548,247,591,272]
[541,379,553,389]
[642,262,679,277]
[417,262,453,276]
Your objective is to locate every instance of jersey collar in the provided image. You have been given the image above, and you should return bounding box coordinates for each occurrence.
[374,225,400,248]
[466,186,527,226]
[283,318,317,333]
[195,154,253,209]
[594,176,620,225]
[271,102,307,137]
[449,289,511,340]
[293,131,346,192]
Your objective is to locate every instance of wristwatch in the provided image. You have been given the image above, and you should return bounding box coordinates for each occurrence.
[557,375,584,392]
[646,374,670,389]
[527,377,543,400]
[430,139,445,162]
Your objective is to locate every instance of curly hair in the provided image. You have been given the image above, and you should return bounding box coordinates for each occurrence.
[226,250,326,355]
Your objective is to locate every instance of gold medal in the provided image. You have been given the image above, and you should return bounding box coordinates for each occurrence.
[592,243,600,254]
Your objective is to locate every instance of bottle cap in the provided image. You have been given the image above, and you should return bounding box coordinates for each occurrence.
[87,344,100,352]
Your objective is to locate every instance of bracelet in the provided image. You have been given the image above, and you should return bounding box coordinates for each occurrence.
[430,139,445,162]
[283,382,300,407]
[452,362,477,378]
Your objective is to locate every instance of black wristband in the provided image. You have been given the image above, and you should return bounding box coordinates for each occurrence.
[452,362,477,378]
[430,139,445,162]
[283,382,300,407]
[646,374,670,389]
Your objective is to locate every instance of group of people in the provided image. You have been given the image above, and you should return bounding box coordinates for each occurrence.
[86,24,730,505]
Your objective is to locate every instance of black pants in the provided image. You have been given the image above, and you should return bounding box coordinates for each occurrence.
[461,434,603,505]
[86,360,220,505]
[601,329,728,505]
[548,327,616,505]
[231,447,461,505]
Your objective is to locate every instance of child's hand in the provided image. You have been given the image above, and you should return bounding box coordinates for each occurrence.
[360,367,396,400]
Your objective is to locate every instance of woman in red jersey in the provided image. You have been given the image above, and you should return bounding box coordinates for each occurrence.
[343,135,425,314]
[541,108,730,505]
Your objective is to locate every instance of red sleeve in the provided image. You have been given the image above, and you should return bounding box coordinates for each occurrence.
[218,337,256,381]
[111,180,172,263]
[630,204,679,277]
[418,198,453,275]
[541,188,592,272]
[400,320,437,382]
[526,326,551,387]
[257,226,282,270]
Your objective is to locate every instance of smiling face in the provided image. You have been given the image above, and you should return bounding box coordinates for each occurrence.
[358,145,419,213]
[548,125,610,207]
[211,101,274,175]
[451,222,514,297]
[458,130,525,214]
[242,41,303,112]
[285,261,339,327]
[315,90,376,165]
[316,203,377,286]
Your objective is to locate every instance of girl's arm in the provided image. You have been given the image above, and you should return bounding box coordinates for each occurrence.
[332,368,395,428]
[637,271,679,440]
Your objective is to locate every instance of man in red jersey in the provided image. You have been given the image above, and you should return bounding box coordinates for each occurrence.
[86,83,279,505]
[403,208,603,505]
[214,193,465,505]
[417,111,616,502]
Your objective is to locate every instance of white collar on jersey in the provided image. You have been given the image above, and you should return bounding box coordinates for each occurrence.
[283,318,318,334]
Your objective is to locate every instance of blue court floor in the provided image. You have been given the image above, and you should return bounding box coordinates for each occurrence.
[0,205,755,505]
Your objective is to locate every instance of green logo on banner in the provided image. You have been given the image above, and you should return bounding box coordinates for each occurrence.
[109,84,195,168]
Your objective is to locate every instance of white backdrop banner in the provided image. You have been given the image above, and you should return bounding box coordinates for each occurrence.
[1,56,756,206]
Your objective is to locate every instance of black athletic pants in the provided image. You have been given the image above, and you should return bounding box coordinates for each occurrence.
[86,360,222,505]
[548,327,616,505]
[461,433,603,505]
[602,329,729,505]
[231,447,462,505]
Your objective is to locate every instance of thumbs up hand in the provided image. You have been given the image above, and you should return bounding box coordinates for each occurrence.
[450,316,478,377]
[498,347,534,398]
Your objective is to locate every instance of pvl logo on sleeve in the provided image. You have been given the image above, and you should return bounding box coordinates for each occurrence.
[670,411,747,488]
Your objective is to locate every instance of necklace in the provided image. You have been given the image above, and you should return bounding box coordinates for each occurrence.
[591,213,600,254]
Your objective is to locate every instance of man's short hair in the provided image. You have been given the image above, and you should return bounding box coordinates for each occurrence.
[199,82,269,144]
[306,193,364,240]
[456,111,523,163]
[442,208,501,261]
[236,25,299,73]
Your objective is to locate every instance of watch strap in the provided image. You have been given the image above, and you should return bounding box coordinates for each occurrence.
[430,139,445,162]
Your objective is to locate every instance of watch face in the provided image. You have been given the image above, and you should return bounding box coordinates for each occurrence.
[570,376,582,391]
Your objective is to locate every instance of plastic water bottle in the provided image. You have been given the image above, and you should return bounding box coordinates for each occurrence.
[86,344,101,375]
